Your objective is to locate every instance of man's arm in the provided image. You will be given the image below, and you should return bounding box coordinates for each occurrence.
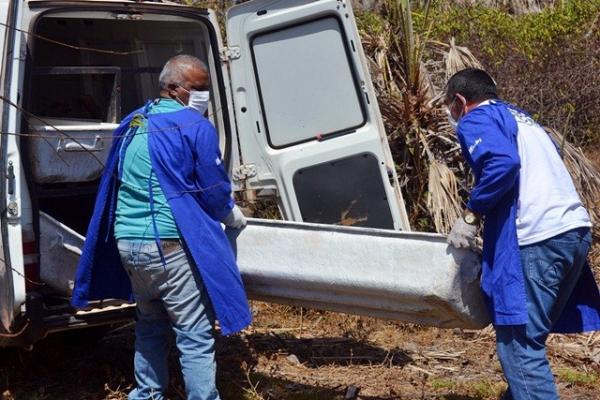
[458,112,520,216]
[192,121,235,222]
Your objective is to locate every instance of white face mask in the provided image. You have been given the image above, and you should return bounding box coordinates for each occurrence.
[446,96,465,130]
[446,108,458,130]
[178,86,210,115]
[187,90,210,115]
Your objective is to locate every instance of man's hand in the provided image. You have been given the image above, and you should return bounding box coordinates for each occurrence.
[222,205,247,229]
[447,217,478,249]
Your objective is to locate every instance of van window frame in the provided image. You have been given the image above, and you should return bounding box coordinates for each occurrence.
[23,4,233,168]
[249,14,368,150]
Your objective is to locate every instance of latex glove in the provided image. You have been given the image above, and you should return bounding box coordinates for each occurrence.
[222,205,247,229]
[447,217,478,249]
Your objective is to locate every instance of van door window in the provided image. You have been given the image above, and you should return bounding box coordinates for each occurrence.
[31,16,212,118]
[31,67,120,123]
[252,16,365,148]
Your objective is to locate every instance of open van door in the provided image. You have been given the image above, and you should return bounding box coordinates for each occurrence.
[0,0,12,332]
[226,0,410,230]
[0,0,26,333]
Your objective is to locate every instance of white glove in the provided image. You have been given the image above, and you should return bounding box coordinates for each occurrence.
[447,217,478,249]
[222,205,247,229]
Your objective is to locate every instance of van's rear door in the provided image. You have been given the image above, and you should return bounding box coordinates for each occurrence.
[0,0,12,332]
[0,0,24,332]
[226,0,410,230]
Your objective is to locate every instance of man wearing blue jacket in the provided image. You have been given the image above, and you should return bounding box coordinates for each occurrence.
[445,68,600,399]
[71,54,251,400]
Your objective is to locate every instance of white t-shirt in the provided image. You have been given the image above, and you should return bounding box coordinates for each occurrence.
[507,106,591,245]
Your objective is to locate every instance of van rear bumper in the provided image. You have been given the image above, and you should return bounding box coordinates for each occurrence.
[45,303,135,334]
[0,293,135,348]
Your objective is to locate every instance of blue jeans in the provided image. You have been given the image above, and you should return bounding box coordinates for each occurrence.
[496,227,592,400]
[117,240,220,400]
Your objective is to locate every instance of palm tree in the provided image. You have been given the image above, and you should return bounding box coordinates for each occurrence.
[359,0,600,235]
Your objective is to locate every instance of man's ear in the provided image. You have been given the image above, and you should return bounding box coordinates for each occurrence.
[167,83,179,98]
[455,93,467,107]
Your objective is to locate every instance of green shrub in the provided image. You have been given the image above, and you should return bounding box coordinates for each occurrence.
[415,0,600,60]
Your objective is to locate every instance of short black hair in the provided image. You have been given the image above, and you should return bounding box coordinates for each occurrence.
[446,68,497,103]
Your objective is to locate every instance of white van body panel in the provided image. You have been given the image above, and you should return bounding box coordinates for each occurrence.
[0,0,7,68]
[226,0,411,230]
[206,9,242,185]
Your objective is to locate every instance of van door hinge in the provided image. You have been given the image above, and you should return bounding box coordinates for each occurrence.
[232,164,257,181]
[220,46,241,62]
[7,201,18,217]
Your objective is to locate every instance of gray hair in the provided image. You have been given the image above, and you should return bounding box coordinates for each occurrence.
[158,54,208,90]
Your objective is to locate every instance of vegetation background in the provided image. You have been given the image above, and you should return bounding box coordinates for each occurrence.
[2,1,600,399]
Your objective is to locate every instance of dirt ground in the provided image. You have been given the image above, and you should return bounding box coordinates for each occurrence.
[1,300,599,400]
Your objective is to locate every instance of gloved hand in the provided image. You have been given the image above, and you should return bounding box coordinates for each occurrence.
[222,205,247,229]
[447,217,478,249]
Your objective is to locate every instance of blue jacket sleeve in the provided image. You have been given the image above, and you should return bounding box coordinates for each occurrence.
[192,120,234,222]
[457,109,520,216]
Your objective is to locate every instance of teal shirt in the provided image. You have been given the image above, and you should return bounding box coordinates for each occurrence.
[114,99,183,240]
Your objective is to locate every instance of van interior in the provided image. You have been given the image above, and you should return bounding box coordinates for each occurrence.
[22,11,224,299]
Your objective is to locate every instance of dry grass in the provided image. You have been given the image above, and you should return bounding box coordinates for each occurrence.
[3,302,599,399]
[586,147,600,278]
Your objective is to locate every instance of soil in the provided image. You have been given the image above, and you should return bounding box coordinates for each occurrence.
[1,301,599,400]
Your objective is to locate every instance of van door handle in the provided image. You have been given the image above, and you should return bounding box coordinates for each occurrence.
[7,161,15,195]
[57,136,104,152]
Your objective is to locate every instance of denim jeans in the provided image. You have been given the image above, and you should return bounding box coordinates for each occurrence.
[496,227,592,400]
[117,239,220,400]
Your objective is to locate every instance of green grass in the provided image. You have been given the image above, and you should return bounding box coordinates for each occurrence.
[430,377,456,390]
[467,379,505,398]
[417,0,600,60]
[557,368,599,387]
[431,377,506,399]
[358,0,600,61]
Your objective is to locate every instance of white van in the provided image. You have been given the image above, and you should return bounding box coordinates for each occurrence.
[0,0,488,347]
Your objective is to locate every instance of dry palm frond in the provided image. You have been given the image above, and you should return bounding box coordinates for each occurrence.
[360,0,464,230]
[418,125,463,234]
[358,0,600,241]
[388,1,436,101]
[428,159,462,234]
[445,37,484,80]
[589,244,600,279]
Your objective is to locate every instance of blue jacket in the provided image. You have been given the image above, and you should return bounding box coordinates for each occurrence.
[71,103,252,335]
[457,100,600,332]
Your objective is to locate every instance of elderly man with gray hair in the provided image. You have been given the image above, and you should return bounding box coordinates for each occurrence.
[71,54,251,400]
